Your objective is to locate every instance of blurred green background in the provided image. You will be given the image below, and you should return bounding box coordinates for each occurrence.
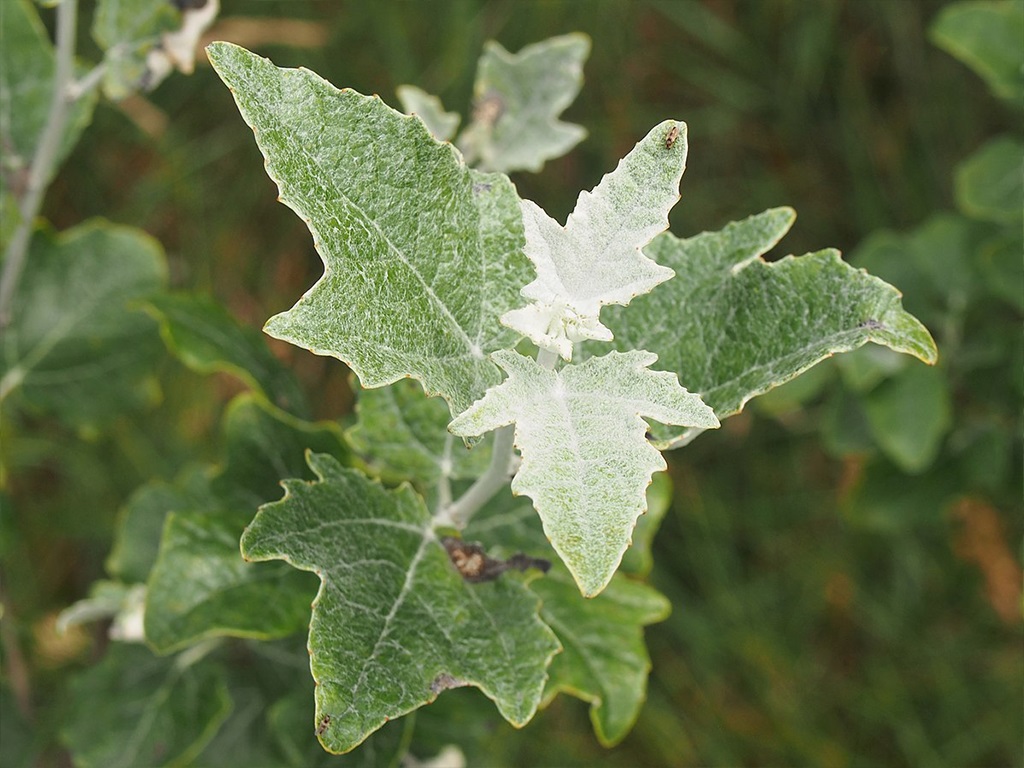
[4,0,1021,766]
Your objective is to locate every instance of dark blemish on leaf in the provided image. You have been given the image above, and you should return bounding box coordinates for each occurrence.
[664,125,680,149]
[472,182,492,195]
[859,319,885,330]
[442,537,551,583]
[316,714,331,736]
[472,90,505,127]
[430,673,463,695]
[505,553,552,576]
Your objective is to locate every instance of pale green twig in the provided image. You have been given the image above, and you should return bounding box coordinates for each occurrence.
[0,0,79,328]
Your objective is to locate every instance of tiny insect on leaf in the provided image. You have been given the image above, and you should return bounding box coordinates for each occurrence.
[316,714,331,736]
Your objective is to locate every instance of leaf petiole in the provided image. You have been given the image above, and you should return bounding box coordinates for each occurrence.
[436,423,515,529]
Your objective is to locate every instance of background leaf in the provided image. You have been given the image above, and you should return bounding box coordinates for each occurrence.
[456,33,590,173]
[143,395,346,653]
[954,136,1024,224]
[929,0,1024,102]
[0,220,166,428]
[861,362,953,473]
[207,42,532,417]
[241,452,560,754]
[146,293,310,417]
[92,0,181,99]
[61,643,231,768]
[396,85,460,142]
[347,378,490,493]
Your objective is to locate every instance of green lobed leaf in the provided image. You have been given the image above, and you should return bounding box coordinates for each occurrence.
[598,208,939,448]
[347,378,490,491]
[954,136,1024,224]
[146,293,310,417]
[929,0,1024,103]
[0,220,166,427]
[502,121,686,359]
[207,42,532,418]
[240,452,560,754]
[61,643,232,768]
[466,494,670,746]
[449,349,717,596]
[0,0,97,219]
[92,0,181,99]
[143,394,347,653]
[456,33,590,173]
[396,85,460,142]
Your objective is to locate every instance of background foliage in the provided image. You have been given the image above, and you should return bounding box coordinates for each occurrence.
[3,1,1021,766]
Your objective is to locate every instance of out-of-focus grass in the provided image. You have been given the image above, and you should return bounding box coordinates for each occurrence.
[15,1,1021,765]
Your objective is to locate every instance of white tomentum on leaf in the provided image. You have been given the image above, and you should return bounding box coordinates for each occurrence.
[449,349,719,597]
[501,120,687,360]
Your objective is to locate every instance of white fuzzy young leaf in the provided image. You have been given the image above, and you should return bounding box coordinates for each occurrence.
[502,121,687,359]
[449,349,718,597]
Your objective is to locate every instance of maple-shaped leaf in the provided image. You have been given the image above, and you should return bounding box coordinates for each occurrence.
[457,33,590,173]
[240,452,560,754]
[449,350,718,596]
[502,121,686,359]
[208,42,532,417]
[535,569,669,745]
[598,207,939,448]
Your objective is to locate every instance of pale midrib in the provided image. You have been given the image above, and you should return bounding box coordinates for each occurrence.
[336,527,434,719]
